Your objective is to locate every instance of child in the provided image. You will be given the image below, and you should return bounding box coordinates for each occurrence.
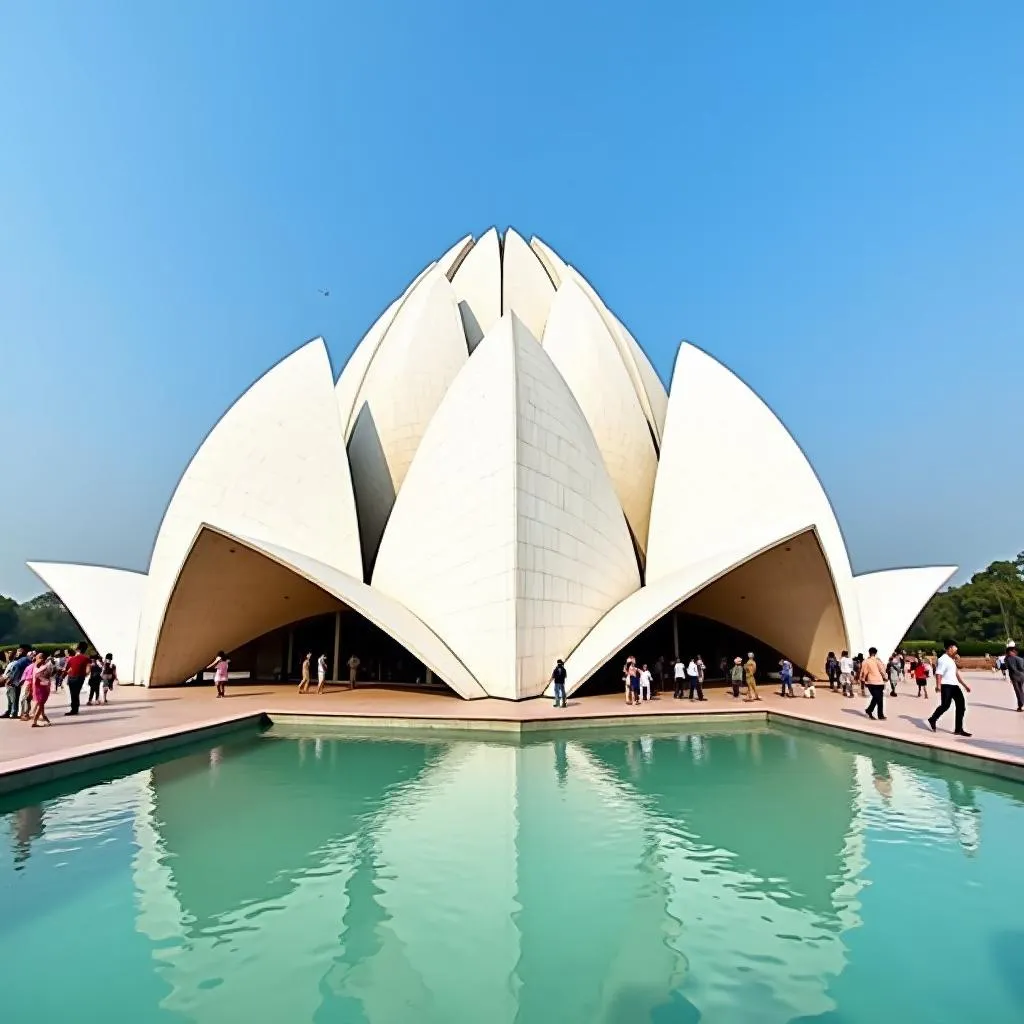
[914,659,928,697]
[801,672,816,698]
[100,654,117,703]
[86,656,103,705]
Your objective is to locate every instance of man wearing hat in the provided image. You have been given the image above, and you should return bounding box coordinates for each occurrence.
[1004,641,1024,712]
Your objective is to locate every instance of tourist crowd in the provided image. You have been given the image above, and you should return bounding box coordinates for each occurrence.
[1,642,118,727]
[547,638,1024,741]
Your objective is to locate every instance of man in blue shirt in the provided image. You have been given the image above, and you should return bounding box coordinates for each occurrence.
[3,645,32,719]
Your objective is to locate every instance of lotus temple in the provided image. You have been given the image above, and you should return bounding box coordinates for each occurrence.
[28,228,955,699]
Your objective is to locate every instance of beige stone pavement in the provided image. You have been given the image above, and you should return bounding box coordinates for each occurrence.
[1,670,1022,787]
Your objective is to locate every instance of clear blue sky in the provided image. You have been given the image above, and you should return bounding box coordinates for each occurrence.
[2,1,1022,600]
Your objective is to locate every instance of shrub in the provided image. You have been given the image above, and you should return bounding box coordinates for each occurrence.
[0,642,92,657]
[900,639,1006,657]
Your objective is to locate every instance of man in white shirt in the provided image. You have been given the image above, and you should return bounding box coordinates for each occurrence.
[673,657,686,699]
[928,641,972,737]
[686,658,705,701]
[838,650,855,698]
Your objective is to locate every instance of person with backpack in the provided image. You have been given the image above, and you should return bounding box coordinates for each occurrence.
[1003,641,1024,712]
[551,658,567,708]
[86,656,103,705]
[825,651,840,691]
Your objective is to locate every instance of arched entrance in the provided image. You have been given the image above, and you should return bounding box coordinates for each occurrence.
[211,610,440,690]
[572,611,792,696]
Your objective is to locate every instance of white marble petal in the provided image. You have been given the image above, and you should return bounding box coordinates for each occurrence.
[347,270,469,574]
[450,226,502,351]
[854,566,957,659]
[530,235,668,444]
[647,342,862,650]
[501,228,556,341]
[373,313,640,699]
[135,339,363,684]
[26,562,146,682]
[542,279,657,556]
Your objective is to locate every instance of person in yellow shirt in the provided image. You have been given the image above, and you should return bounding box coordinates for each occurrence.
[743,653,759,701]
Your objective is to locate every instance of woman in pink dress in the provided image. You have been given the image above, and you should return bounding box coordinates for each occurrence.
[207,651,230,698]
[31,652,53,727]
[19,658,36,720]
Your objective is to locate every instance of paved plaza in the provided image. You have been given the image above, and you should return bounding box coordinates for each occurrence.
[1,670,1022,790]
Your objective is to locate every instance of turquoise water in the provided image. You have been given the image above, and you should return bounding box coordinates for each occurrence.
[2,724,1023,1023]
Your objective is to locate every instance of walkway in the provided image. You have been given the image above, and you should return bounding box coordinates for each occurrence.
[1,671,1022,789]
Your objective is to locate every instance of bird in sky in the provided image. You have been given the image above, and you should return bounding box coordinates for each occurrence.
[318,288,330,297]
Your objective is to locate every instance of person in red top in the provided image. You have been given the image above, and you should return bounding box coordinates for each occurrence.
[913,659,929,697]
[63,641,92,717]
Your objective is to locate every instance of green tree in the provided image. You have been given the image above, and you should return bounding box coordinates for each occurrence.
[0,596,18,643]
[908,552,1024,645]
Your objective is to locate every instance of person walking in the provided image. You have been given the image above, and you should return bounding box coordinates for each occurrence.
[100,654,117,703]
[347,654,360,690]
[729,657,744,698]
[854,653,866,696]
[861,647,888,720]
[825,651,840,691]
[86,656,103,705]
[839,650,855,698]
[2,645,31,719]
[744,653,760,701]
[298,653,312,694]
[316,653,328,694]
[887,655,901,697]
[551,658,567,708]
[30,652,53,727]
[639,663,653,702]
[63,641,91,716]
[1003,642,1024,711]
[208,651,230,698]
[928,641,972,736]
[673,657,686,699]
[53,649,66,691]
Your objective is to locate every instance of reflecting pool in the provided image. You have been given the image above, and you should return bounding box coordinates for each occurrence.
[2,723,1023,1022]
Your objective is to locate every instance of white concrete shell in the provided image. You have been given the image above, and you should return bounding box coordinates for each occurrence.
[647,342,863,650]
[346,270,469,574]
[532,235,668,445]
[542,278,658,556]
[450,226,501,351]
[134,339,363,685]
[501,228,556,341]
[26,562,146,681]
[372,313,641,699]
[854,566,957,659]
[147,524,486,698]
[555,526,844,694]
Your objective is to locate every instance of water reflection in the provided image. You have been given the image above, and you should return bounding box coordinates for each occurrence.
[0,726,1022,1023]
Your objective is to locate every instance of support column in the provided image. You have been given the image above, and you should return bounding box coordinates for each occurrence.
[286,628,294,681]
[425,668,433,688]
[672,610,680,661]
[332,611,341,683]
